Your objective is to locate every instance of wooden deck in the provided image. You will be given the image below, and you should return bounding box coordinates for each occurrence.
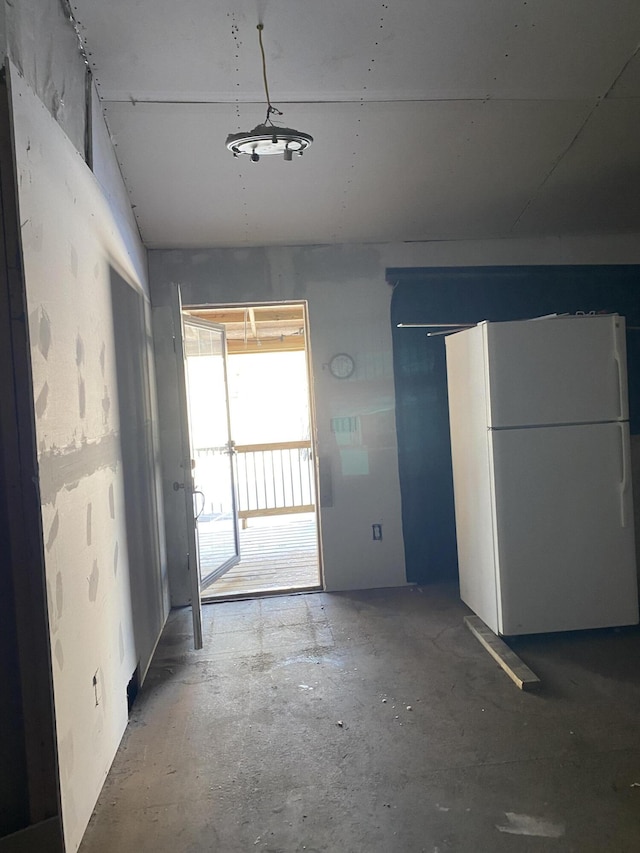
[201,514,320,599]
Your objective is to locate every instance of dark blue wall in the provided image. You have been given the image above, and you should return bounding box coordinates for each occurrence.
[389,265,640,584]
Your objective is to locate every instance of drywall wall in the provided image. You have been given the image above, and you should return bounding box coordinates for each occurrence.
[10,64,168,852]
[5,0,88,158]
[91,85,149,276]
[149,246,408,599]
[151,234,640,600]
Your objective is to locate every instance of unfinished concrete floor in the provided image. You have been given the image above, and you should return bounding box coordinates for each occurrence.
[79,586,640,852]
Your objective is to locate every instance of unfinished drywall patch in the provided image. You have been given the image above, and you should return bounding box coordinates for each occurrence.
[101,386,111,424]
[6,0,88,157]
[87,560,99,602]
[86,503,92,545]
[37,435,120,505]
[38,306,52,358]
[11,64,169,852]
[54,639,64,671]
[55,572,63,619]
[34,380,49,419]
[45,510,59,552]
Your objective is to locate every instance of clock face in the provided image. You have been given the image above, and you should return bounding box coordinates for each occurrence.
[329,353,355,379]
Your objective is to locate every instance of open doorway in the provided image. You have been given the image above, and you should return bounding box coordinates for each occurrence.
[183,301,322,599]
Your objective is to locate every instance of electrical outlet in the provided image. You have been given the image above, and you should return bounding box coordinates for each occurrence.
[372,523,382,541]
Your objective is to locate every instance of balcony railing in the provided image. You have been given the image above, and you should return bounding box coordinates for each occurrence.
[234,440,315,527]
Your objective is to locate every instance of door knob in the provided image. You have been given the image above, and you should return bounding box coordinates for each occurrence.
[173,481,185,491]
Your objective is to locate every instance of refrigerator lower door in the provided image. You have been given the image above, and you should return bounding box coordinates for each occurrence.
[491,422,638,635]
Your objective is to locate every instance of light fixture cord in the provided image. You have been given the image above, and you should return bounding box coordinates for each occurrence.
[257,23,283,125]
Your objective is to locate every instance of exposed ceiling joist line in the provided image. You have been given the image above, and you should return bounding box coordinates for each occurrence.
[510,39,640,235]
[509,99,601,233]
[101,96,616,106]
[333,1,390,242]
[227,11,251,243]
[230,12,242,133]
[603,41,640,100]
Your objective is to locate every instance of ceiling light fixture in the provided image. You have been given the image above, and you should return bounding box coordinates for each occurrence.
[226,23,313,162]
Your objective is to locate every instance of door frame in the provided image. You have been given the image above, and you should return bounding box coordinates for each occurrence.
[182,299,324,592]
[172,288,203,649]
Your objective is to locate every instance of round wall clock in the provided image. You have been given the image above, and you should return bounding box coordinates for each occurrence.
[329,353,355,379]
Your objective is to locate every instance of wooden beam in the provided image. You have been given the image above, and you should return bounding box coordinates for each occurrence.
[238,505,316,520]
[226,337,304,355]
[464,615,541,691]
[188,306,304,324]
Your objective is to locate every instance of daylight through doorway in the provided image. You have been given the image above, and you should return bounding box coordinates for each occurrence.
[184,302,322,599]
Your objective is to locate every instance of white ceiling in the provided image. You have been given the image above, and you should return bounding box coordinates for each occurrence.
[72,0,640,248]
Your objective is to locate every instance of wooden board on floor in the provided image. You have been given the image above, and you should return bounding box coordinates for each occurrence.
[464,615,541,691]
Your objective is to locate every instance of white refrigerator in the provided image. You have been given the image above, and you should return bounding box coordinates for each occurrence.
[445,314,639,636]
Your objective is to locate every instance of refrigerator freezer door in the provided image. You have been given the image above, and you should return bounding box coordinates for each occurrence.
[484,315,628,428]
[491,422,638,635]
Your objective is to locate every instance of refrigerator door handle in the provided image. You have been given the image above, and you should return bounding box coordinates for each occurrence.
[613,322,628,420]
[619,422,630,528]
[614,351,623,419]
